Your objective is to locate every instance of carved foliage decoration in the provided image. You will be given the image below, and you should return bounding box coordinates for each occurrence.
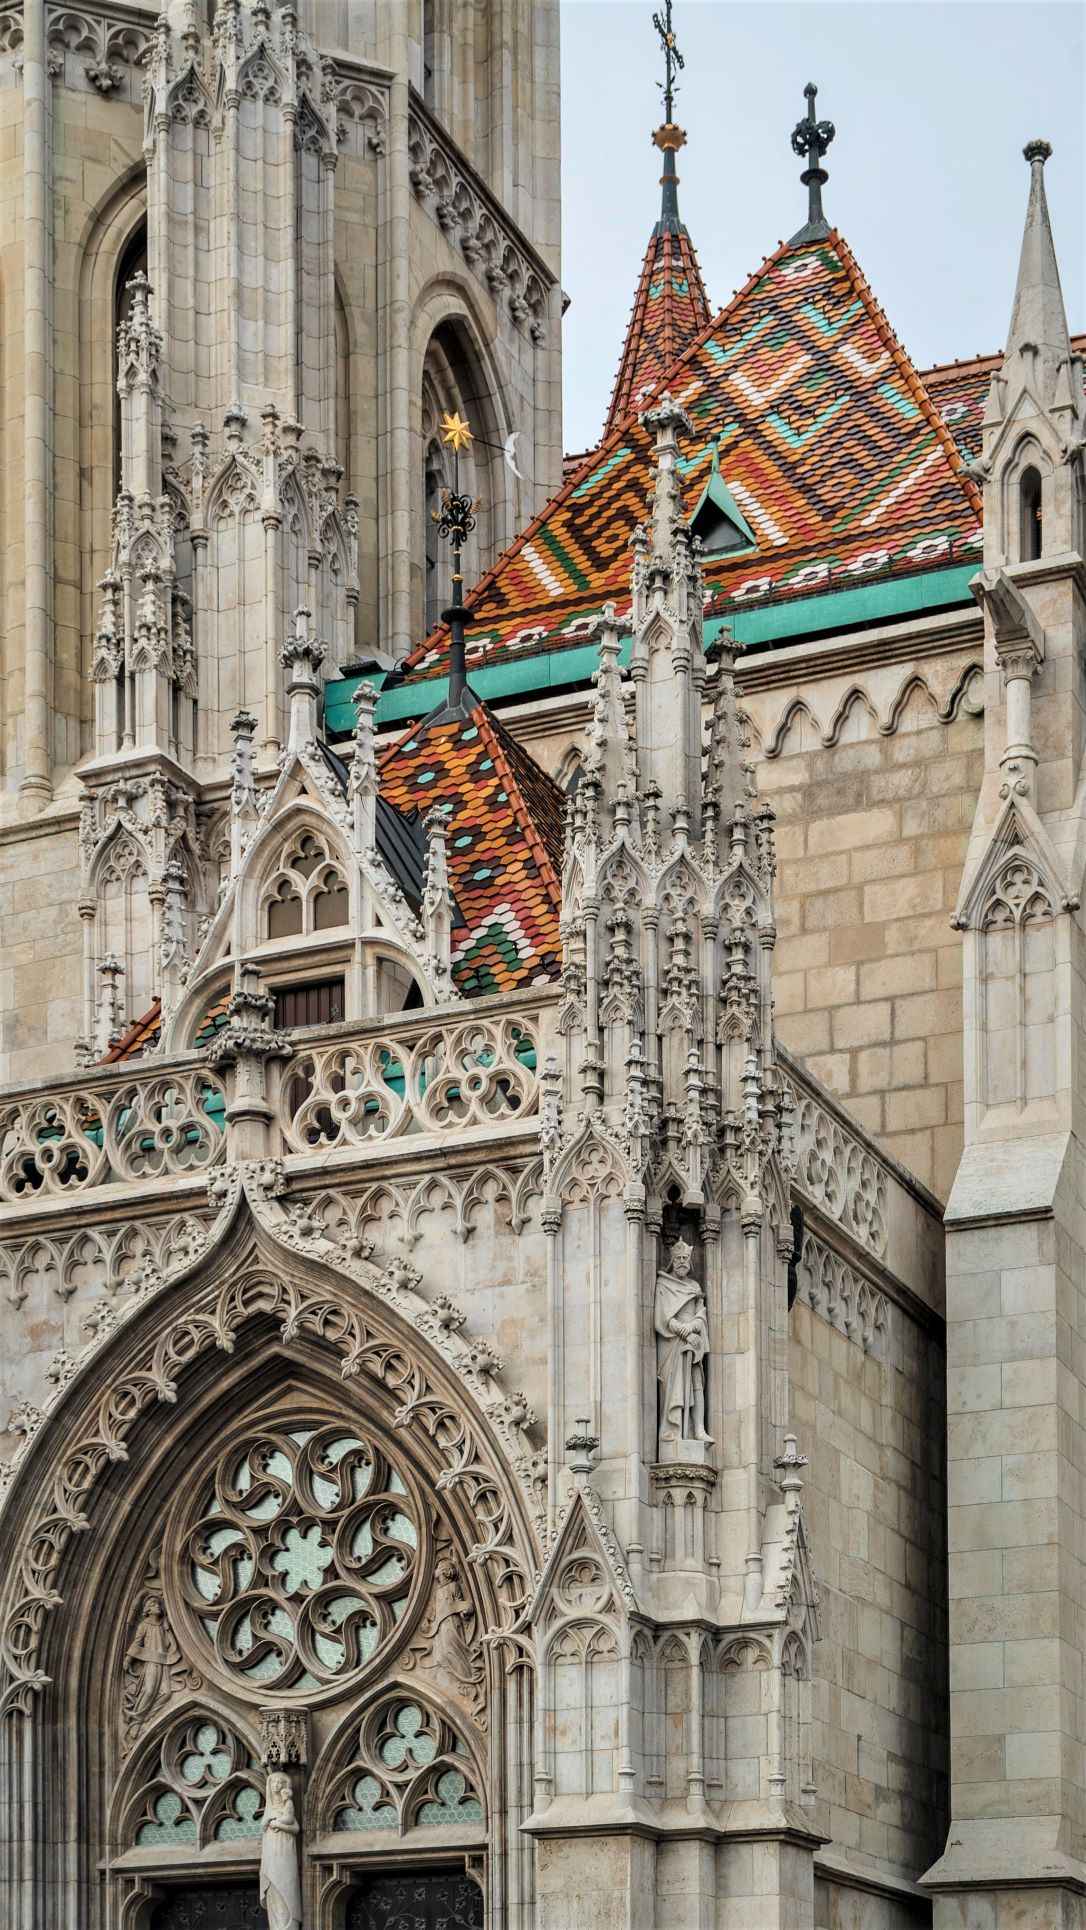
[121,1711,266,1851]
[45,7,153,101]
[177,1421,424,1699]
[407,103,549,339]
[0,1214,215,1312]
[325,1693,484,1837]
[0,1266,536,1717]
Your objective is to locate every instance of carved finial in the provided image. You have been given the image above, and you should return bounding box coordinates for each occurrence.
[789,81,835,242]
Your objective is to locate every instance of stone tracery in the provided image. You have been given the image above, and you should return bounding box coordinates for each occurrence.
[176,1421,425,1699]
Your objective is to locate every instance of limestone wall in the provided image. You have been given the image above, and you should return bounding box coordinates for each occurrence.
[792,1271,949,1888]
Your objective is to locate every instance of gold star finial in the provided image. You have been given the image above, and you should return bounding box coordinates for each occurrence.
[440,411,473,453]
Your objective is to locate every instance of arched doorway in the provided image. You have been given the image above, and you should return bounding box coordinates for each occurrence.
[346,1868,482,1929]
[150,1887,265,1928]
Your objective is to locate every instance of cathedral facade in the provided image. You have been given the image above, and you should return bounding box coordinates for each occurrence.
[0,4,1084,1928]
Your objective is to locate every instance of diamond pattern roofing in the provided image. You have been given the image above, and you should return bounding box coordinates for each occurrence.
[379,698,564,996]
[603,217,711,440]
[405,230,983,685]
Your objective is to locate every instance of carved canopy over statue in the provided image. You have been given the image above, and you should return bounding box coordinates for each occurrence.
[653,1237,712,1454]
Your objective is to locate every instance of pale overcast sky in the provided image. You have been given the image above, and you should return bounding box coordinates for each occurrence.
[559,0,1086,453]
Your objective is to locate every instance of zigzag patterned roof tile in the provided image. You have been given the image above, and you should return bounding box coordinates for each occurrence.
[603,218,711,440]
[405,230,983,685]
[379,697,564,996]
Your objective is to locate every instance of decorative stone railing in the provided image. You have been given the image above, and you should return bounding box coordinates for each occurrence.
[406,91,553,339]
[780,1048,890,1261]
[0,997,550,1207]
[0,1069,227,1204]
[282,1012,543,1152]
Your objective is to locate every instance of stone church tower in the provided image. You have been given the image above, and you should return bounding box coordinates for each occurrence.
[1,1,1084,1926]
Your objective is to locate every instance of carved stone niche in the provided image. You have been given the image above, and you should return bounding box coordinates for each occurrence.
[259,1706,310,1767]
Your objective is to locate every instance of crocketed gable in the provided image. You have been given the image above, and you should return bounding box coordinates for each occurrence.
[379,700,563,997]
[405,230,982,686]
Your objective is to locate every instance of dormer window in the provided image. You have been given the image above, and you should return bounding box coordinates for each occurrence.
[688,444,757,556]
[1020,466,1043,561]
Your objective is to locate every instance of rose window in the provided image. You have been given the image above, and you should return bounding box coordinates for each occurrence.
[178,1425,423,1696]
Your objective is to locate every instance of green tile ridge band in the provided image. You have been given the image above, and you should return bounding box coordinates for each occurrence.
[322,563,976,737]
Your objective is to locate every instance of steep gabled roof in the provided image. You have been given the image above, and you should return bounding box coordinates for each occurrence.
[404,230,982,687]
[602,218,711,440]
[379,697,563,996]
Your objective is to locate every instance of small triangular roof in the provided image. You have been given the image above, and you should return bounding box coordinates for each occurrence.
[688,440,758,553]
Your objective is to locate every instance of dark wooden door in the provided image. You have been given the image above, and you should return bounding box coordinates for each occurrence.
[346,1868,483,1930]
[150,1887,266,1929]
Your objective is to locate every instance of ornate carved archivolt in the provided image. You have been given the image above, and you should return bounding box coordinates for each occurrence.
[0,1222,541,1719]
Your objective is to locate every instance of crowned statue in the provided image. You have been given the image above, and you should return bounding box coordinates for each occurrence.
[260,1771,303,1930]
[654,1236,712,1454]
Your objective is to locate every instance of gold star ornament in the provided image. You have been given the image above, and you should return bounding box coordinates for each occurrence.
[440,411,473,452]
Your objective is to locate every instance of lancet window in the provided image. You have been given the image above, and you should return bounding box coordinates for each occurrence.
[122,1713,266,1852]
[262,831,350,941]
[1020,464,1043,560]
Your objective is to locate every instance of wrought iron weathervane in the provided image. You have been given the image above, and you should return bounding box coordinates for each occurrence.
[653,0,684,125]
[434,411,477,705]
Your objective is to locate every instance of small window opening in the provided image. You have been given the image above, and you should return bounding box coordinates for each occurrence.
[312,873,350,930]
[1020,467,1043,561]
[267,879,303,940]
[274,977,345,1029]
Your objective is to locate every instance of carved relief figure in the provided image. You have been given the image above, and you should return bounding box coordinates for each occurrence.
[259,1771,303,1930]
[406,1544,486,1721]
[654,1237,712,1450]
[121,1564,199,1748]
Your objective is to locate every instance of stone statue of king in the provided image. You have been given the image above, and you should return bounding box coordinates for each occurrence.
[654,1236,713,1453]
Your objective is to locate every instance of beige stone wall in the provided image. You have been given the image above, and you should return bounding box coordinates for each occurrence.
[762,706,981,1201]
[792,1281,948,1883]
[0,819,83,1085]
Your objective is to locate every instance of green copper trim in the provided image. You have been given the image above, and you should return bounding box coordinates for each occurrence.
[323,563,975,738]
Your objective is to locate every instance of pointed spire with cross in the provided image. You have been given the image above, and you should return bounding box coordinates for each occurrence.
[789,81,836,244]
[651,0,687,233]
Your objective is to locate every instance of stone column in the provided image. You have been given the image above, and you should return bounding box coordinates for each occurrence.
[20,0,53,803]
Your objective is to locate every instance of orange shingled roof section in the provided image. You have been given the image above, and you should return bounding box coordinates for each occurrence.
[379,697,564,996]
[603,220,712,441]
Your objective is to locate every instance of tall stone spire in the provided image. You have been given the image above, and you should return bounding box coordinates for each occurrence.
[1002,141,1081,426]
[599,2,710,438]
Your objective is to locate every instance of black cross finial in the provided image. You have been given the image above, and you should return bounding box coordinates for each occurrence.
[789,81,836,240]
[653,0,684,125]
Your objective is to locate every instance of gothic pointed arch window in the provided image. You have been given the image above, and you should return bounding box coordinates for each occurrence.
[1020,464,1043,560]
[419,318,508,635]
[113,220,148,495]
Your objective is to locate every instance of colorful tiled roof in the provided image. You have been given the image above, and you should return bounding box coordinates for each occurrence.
[405,230,983,686]
[102,999,162,1061]
[380,698,563,996]
[602,217,711,440]
[923,332,1086,465]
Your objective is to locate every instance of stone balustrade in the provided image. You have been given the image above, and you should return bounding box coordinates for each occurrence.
[0,994,552,1208]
